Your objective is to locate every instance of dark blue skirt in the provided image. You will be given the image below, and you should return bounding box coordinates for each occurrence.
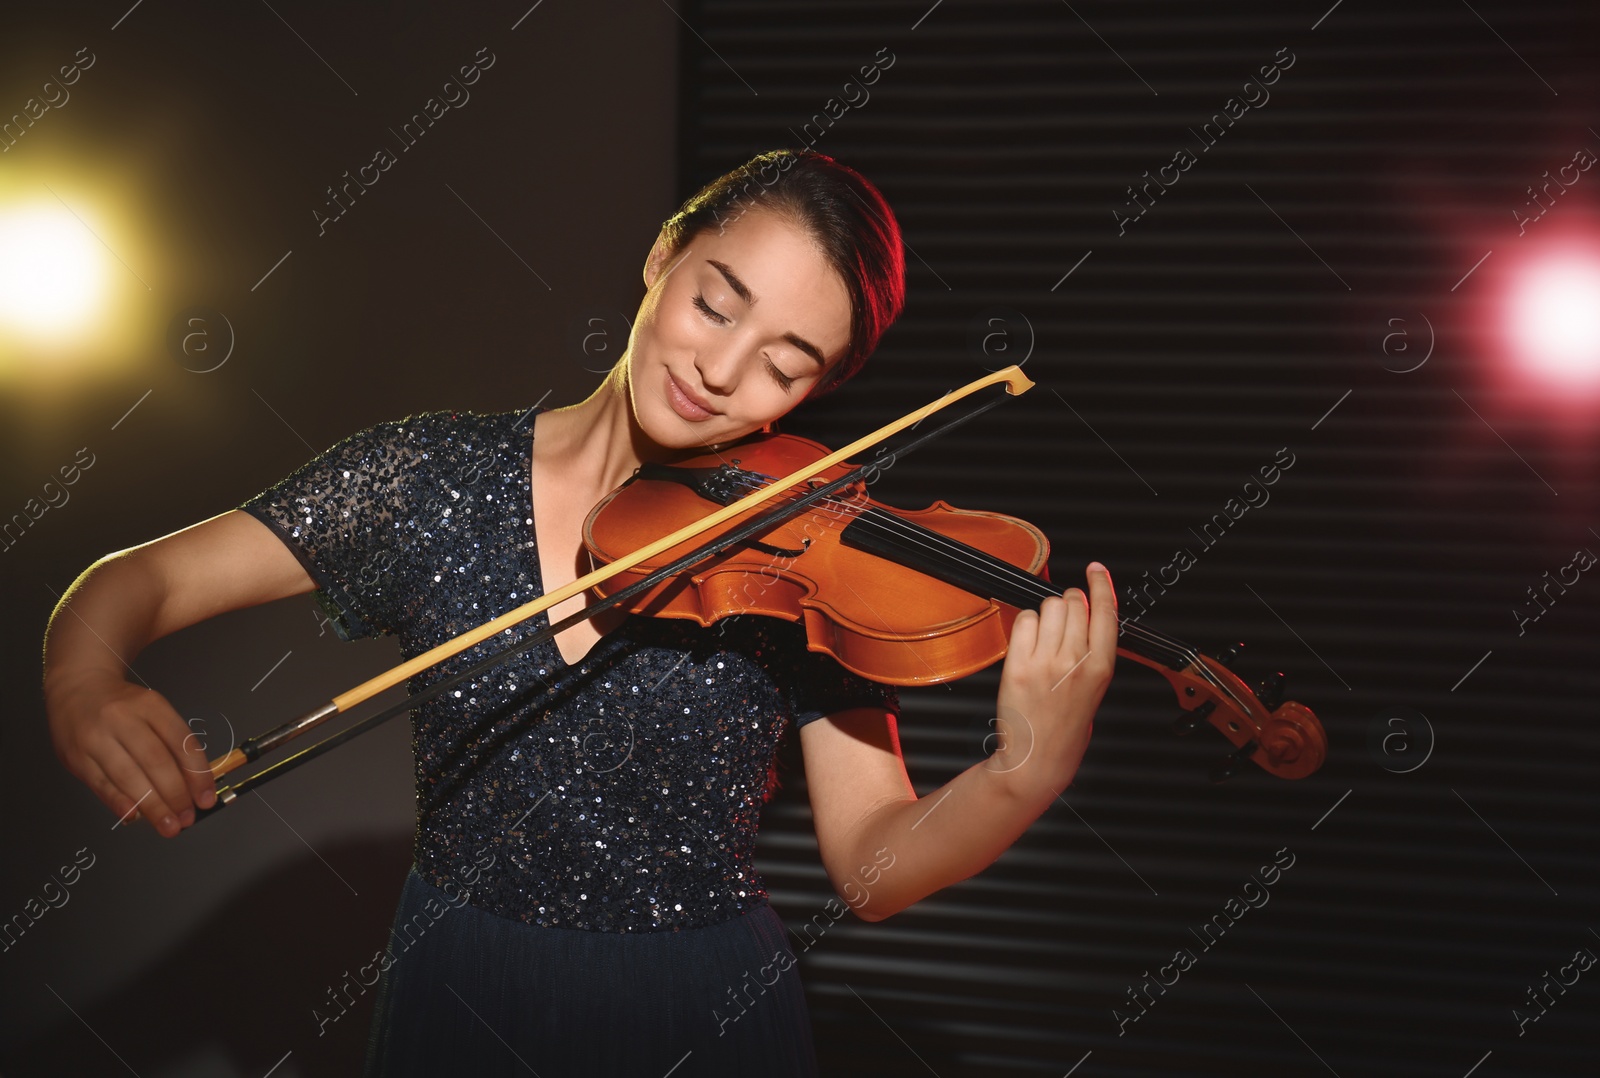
[364,869,819,1077]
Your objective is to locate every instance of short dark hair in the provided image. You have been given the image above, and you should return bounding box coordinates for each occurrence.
[657,149,905,397]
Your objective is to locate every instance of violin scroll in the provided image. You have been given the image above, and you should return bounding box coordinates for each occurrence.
[1162,650,1327,781]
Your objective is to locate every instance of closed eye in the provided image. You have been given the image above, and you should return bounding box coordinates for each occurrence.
[693,293,727,324]
[764,359,796,392]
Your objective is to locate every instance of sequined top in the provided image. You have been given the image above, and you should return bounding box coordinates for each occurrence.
[238,407,899,933]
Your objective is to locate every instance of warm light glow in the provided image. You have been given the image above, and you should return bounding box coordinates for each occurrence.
[0,200,111,341]
[1502,250,1600,388]
[0,148,193,404]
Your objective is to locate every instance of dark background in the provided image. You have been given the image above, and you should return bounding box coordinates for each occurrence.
[3,2,1597,1076]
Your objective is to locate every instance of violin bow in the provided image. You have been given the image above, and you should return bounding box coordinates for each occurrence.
[192,366,1035,817]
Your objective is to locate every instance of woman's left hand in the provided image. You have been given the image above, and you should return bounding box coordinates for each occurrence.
[987,562,1118,800]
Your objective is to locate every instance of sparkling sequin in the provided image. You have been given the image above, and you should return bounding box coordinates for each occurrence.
[239,407,898,933]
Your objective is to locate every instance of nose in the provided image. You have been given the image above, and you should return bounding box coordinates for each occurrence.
[693,338,743,396]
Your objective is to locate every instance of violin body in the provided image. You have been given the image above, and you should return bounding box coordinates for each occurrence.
[584,430,1327,782]
[583,432,1051,686]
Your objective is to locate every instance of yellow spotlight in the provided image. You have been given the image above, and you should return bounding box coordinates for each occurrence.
[0,199,110,341]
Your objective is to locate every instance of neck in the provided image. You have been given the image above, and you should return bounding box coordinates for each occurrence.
[536,357,720,496]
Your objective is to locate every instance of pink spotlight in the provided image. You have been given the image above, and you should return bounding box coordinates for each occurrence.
[1501,246,1600,389]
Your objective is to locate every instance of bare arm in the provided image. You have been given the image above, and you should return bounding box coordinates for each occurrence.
[42,510,316,837]
[800,563,1117,922]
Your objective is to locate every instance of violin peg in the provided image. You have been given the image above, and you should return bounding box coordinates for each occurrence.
[1256,671,1286,712]
[1214,641,1245,668]
[1173,699,1216,736]
[1209,738,1259,784]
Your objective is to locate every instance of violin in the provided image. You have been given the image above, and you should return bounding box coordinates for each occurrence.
[196,366,1323,818]
[584,432,1325,782]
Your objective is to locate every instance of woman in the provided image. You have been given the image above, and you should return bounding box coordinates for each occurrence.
[42,149,1117,1076]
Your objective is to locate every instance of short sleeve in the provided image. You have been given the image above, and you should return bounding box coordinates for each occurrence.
[762,619,901,729]
[237,414,440,641]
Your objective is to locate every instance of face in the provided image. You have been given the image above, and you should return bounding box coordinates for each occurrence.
[626,208,853,451]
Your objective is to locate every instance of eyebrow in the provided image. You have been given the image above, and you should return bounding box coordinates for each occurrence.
[706,258,829,368]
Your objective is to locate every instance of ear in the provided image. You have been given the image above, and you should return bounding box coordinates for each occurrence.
[644,230,678,291]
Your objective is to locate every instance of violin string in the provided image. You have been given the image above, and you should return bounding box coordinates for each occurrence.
[712,473,1258,716]
[831,503,1251,711]
[720,472,1202,669]
[714,470,1218,685]
[715,473,1184,651]
[852,504,1215,681]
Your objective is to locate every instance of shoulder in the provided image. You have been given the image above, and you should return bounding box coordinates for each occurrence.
[244,407,537,514]
[352,408,526,451]
[327,407,535,477]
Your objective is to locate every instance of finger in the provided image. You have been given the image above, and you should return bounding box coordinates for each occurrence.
[121,725,197,828]
[1085,561,1119,659]
[1062,584,1090,656]
[1035,593,1070,659]
[1009,607,1040,658]
[97,739,182,837]
[162,714,218,811]
[78,755,146,827]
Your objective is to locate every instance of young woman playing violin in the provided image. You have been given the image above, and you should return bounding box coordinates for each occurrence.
[42,149,1117,1077]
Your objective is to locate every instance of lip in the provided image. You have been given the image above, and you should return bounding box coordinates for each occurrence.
[665,369,718,420]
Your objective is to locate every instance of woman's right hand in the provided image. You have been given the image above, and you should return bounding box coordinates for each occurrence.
[42,509,318,836]
[46,669,218,838]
